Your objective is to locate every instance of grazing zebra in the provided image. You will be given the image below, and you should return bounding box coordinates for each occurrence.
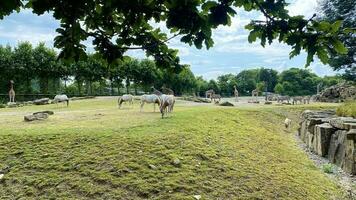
[118,94,134,109]
[160,94,175,118]
[140,94,161,112]
[53,95,69,106]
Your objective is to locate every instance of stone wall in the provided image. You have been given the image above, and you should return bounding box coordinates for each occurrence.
[298,110,356,174]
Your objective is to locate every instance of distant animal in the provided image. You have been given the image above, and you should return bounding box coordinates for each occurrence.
[161,86,174,95]
[211,94,221,103]
[234,86,239,102]
[53,95,69,106]
[118,94,134,109]
[284,118,292,129]
[251,88,259,102]
[140,94,161,112]
[292,96,304,105]
[8,80,15,103]
[205,89,214,99]
[160,95,175,118]
[277,96,290,104]
[151,86,162,96]
[303,96,311,104]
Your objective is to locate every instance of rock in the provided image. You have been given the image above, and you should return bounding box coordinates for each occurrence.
[344,129,356,174]
[329,117,356,130]
[314,123,335,157]
[316,82,356,102]
[193,195,201,200]
[219,101,234,107]
[24,113,49,122]
[328,130,348,166]
[0,174,3,181]
[33,98,50,105]
[172,158,181,167]
[33,111,54,115]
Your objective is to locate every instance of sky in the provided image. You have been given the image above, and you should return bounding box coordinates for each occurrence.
[0,0,338,80]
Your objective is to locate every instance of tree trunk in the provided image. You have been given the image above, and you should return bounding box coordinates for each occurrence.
[77,81,82,96]
[110,78,114,96]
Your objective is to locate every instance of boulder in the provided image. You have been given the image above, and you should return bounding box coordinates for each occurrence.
[33,98,50,105]
[329,117,356,130]
[328,130,348,166]
[314,123,335,157]
[24,113,49,122]
[219,101,234,107]
[344,129,356,174]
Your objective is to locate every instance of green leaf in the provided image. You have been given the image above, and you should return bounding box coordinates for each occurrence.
[331,20,342,33]
[305,51,314,67]
[332,40,348,54]
[248,30,259,43]
[318,21,331,31]
[316,48,329,64]
[202,1,217,12]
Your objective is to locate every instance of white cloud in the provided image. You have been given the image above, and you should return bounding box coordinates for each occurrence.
[287,0,318,18]
[200,70,225,80]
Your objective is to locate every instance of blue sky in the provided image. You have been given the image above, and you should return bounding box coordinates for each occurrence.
[0,0,338,80]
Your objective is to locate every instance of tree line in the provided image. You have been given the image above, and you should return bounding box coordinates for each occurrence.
[0,42,348,103]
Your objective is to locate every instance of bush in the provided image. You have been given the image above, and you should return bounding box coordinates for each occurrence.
[322,163,334,174]
[0,104,5,108]
[336,101,356,118]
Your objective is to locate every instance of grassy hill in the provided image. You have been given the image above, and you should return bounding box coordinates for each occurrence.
[0,98,348,199]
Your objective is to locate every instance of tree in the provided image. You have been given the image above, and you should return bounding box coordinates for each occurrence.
[278,68,319,96]
[217,73,237,96]
[12,42,36,93]
[318,0,355,76]
[259,68,278,92]
[0,0,350,70]
[236,69,259,95]
[195,76,209,97]
[274,83,284,95]
[33,43,57,94]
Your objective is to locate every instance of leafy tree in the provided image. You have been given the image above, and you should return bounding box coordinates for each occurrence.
[195,76,209,97]
[12,42,36,93]
[207,80,220,94]
[217,73,237,96]
[278,68,319,96]
[33,43,57,94]
[318,0,355,77]
[274,83,284,95]
[236,69,259,95]
[259,68,278,92]
[0,0,350,70]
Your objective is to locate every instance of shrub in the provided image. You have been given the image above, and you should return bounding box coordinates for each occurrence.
[336,101,356,118]
[322,163,334,174]
[0,104,6,108]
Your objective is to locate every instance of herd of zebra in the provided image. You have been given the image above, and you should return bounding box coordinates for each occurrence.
[268,95,312,105]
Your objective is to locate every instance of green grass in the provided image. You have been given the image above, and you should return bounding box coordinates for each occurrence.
[0,99,348,199]
[336,101,356,118]
[322,164,335,174]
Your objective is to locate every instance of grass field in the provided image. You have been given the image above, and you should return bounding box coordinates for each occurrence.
[0,98,349,199]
